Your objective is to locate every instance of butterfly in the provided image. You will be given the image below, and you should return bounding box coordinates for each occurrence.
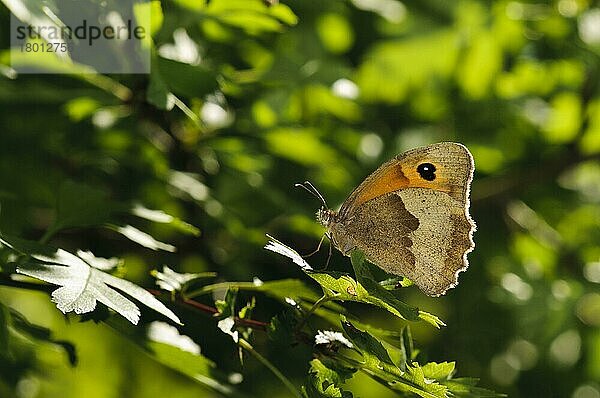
[304,142,476,296]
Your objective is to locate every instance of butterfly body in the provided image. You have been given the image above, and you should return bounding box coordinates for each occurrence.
[318,142,476,296]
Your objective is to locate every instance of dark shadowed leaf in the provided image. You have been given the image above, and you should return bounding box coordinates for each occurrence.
[340,318,403,378]
[49,181,113,235]
[157,57,218,98]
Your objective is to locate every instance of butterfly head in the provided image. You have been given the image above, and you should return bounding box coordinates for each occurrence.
[316,207,337,228]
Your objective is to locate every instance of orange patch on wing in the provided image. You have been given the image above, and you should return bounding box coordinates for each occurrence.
[353,164,409,207]
[353,163,452,208]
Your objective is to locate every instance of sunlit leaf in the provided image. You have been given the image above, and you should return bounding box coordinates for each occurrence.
[265,128,338,166]
[131,204,200,236]
[389,363,449,398]
[264,237,441,326]
[0,236,181,325]
[421,362,456,381]
[314,330,353,348]
[264,236,312,270]
[147,321,200,354]
[114,225,176,252]
[134,0,163,38]
[152,266,216,293]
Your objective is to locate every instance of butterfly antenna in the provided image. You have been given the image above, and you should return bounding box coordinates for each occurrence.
[294,181,328,208]
[295,181,332,267]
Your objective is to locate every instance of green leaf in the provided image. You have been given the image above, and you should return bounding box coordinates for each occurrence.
[238,296,256,319]
[215,288,238,318]
[263,237,431,325]
[203,0,298,35]
[442,378,506,398]
[157,57,218,98]
[417,311,446,328]
[267,310,297,344]
[303,358,355,398]
[390,363,450,398]
[191,277,345,324]
[269,3,299,25]
[148,340,213,376]
[400,325,415,368]
[0,234,58,259]
[147,67,176,110]
[307,269,423,323]
[340,318,403,378]
[339,319,477,398]
[134,0,163,37]
[1,236,181,325]
[421,362,456,381]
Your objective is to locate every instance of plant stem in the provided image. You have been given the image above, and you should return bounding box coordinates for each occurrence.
[172,96,201,127]
[185,281,258,298]
[39,228,57,245]
[295,294,332,332]
[80,74,132,102]
[238,338,303,398]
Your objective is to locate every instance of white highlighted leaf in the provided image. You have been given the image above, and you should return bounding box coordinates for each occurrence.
[131,204,200,236]
[217,316,239,343]
[8,243,181,325]
[116,225,177,252]
[315,330,353,348]
[153,265,216,292]
[148,321,200,354]
[264,235,312,271]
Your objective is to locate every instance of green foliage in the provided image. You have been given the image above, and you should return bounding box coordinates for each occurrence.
[1,0,600,397]
[303,358,355,398]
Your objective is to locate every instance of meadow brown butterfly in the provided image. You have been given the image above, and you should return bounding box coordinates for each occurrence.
[315,142,476,296]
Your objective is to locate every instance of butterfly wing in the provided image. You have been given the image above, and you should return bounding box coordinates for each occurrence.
[332,142,476,296]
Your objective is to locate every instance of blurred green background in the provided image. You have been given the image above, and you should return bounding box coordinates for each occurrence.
[1,0,600,397]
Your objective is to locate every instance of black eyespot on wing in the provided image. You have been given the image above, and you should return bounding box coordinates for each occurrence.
[417,163,436,181]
